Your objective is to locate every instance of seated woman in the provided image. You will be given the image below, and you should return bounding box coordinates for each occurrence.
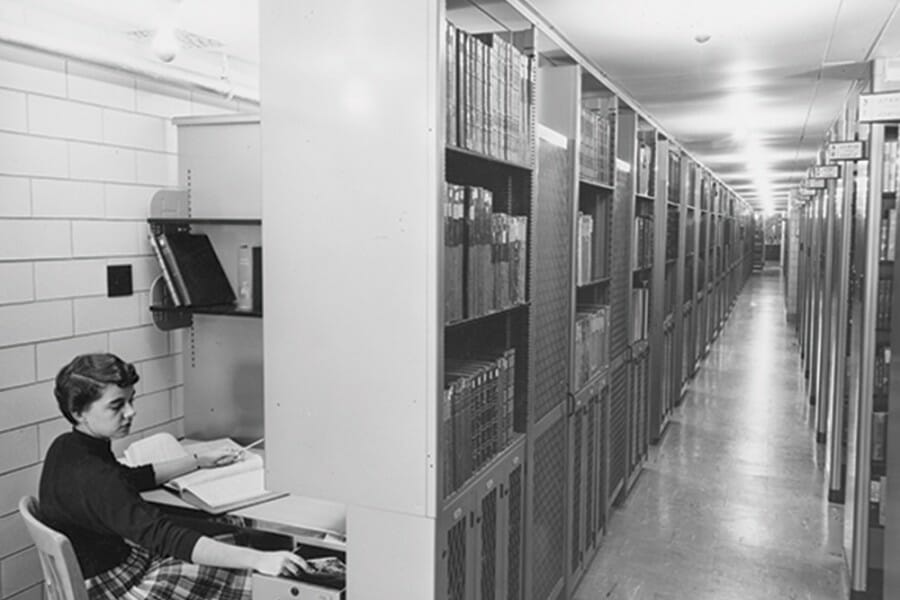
[38,353,306,600]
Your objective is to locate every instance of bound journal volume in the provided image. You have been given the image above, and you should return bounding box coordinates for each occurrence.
[151,231,236,308]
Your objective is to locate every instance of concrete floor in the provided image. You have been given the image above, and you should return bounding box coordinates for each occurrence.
[574,268,850,600]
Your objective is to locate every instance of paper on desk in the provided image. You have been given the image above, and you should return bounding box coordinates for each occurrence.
[124,432,189,465]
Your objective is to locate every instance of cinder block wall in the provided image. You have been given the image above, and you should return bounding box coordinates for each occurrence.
[0,42,256,599]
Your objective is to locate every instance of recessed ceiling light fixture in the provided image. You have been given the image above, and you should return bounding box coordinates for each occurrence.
[151,25,179,62]
[694,32,711,44]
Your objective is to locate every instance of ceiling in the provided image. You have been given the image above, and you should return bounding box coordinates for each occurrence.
[1,0,899,212]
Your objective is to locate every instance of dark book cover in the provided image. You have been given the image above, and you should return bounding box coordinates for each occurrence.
[157,232,236,307]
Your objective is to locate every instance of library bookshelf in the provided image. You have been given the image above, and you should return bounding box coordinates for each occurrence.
[796,59,900,599]
[255,1,755,599]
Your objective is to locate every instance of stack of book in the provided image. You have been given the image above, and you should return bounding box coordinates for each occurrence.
[666,206,680,262]
[876,278,893,330]
[637,140,654,196]
[883,138,899,193]
[579,106,612,185]
[632,216,653,270]
[444,184,529,323]
[445,184,467,323]
[872,411,888,462]
[148,230,238,309]
[576,212,594,285]
[664,269,677,317]
[668,151,681,204]
[445,22,534,165]
[874,346,891,397]
[573,305,609,390]
[880,207,896,261]
[870,476,888,527]
[443,348,516,497]
[631,286,650,342]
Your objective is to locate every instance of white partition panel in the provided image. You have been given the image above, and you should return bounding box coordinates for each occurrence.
[260,0,442,518]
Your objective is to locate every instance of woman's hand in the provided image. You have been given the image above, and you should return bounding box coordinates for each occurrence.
[194,448,241,469]
[253,550,309,577]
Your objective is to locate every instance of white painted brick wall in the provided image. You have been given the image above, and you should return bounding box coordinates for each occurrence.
[0,264,34,305]
[0,132,68,177]
[0,220,71,260]
[0,40,258,600]
[28,95,104,143]
[0,176,30,217]
[32,179,105,218]
[0,347,35,389]
[0,90,26,132]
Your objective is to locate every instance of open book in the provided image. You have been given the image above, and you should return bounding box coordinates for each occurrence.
[125,433,283,514]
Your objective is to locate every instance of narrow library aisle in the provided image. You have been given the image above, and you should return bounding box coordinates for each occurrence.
[574,268,849,600]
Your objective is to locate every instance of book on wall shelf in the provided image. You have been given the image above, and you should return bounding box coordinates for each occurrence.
[150,230,237,308]
[125,432,284,514]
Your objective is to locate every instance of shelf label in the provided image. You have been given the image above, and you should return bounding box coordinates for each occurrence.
[616,158,632,173]
[826,140,865,161]
[859,92,900,122]
[806,178,826,189]
[798,188,816,197]
[810,165,841,179]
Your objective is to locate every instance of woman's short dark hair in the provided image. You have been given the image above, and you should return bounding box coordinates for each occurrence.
[54,353,140,425]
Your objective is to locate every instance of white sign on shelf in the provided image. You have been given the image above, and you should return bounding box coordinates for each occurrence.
[799,188,816,197]
[825,141,865,161]
[806,178,826,189]
[811,165,840,179]
[859,92,900,123]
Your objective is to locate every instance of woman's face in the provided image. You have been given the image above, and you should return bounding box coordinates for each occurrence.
[74,384,136,440]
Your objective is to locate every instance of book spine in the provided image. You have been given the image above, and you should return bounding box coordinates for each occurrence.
[148,232,182,306]
[442,384,454,498]
[237,244,253,311]
[156,233,192,305]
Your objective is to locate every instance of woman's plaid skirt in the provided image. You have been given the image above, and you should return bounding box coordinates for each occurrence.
[84,544,252,600]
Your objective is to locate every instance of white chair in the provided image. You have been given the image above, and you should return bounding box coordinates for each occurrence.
[17,496,89,600]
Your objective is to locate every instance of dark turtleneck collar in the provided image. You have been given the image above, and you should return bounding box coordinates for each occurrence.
[70,427,114,456]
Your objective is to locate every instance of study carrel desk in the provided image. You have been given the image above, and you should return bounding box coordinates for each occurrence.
[144,490,347,599]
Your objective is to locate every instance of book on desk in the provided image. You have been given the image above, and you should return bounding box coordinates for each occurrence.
[125,432,284,514]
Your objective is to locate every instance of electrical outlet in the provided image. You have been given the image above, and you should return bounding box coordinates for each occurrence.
[107,264,133,297]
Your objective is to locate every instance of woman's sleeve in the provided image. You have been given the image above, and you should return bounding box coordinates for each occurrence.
[86,463,203,561]
[120,463,157,492]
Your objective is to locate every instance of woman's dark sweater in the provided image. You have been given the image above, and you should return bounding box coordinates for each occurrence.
[38,430,203,578]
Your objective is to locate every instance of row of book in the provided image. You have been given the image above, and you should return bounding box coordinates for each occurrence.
[872,411,888,462]
[148,229,241,309]
[665,206,679,262]
[579,106,613,185]
[870,475,888,527]
[446,22,534,165]
[443,349,517,497]
[663,269,678,316]
[631,287,650,342]
[636,141,654,197]
[667,152,681,204]
[880,208,897,261]
[574,305,609,390]
[576,213,594,285]
[633,216,653,270]
[444,184,528,323]
[874,345,892,397]
[876,278,893,331]
[882,140,900,193]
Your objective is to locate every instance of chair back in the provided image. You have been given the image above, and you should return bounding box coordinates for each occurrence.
[17,496,89,600]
